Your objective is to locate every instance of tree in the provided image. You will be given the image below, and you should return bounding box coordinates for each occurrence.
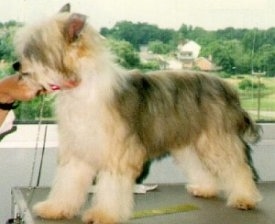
[202,39,251,74]
[147,40,171,54]
[242,29,266,53]
[178,24,216,46]
[207,40,236,73]
[0,20,22,62]
[254,44,275,76]
[216,27,248,41]
[0,31,17,62]
[100,21,176,49]
[107,39,140,69]
[178,24,191,38]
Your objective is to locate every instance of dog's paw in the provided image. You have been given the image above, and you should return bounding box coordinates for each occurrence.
[186,184,217,198]
[33,200,75,219]
[227,196,258,210]
[227,188,262,210]
[82,208,117,224]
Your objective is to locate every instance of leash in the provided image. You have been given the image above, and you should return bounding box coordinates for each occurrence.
[36,125,48,187]
[29,95,46,187]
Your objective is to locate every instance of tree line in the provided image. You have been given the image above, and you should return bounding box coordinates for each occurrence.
[101,21,275,76]
[1,20,275,76]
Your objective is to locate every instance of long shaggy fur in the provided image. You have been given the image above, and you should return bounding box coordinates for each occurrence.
[14,4,262,224]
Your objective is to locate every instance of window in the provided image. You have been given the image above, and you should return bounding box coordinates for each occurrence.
[0,0,275,122]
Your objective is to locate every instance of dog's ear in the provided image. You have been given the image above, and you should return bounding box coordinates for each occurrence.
[59,3,71,13]
[64,13,87,43]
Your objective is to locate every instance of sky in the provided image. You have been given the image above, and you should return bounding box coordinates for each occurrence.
[0,0,275,31]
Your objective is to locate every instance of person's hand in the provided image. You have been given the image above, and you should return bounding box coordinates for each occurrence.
[0,74,39,104]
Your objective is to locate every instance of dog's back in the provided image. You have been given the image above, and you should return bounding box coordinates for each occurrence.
[113,70,260,158]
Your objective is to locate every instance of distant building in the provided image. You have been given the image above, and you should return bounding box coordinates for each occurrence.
[177,41,201,69]
[194,56,221,72]
[139,45,168,69]
[166,58,182,70]
[139,42,219,72]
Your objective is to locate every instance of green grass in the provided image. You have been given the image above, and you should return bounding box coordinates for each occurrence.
[224,75,275,121]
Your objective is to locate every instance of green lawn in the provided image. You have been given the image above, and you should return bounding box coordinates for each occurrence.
[225,75,275,121]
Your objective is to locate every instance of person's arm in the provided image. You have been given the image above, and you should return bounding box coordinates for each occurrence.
[0,76,15,128]
[0,74,38,127]
[0,75,37,102]
[0,109,9,126]
[0,103,17,134]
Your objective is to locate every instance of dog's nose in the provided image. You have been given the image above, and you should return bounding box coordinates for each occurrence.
[13,61,21,71]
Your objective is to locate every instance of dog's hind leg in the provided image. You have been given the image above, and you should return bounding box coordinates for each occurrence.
[195,132,262,210]
[33,156,96,219]
[172,147,219,198]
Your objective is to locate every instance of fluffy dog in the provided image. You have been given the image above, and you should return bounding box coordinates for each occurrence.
[13,4,262,224]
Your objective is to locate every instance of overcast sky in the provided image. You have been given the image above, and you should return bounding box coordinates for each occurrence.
[0,0,274,31]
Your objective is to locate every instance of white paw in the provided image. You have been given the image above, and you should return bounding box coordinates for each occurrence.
[33,200,76,219]
[82,208,117,224]
[187,184,218,198]
[227,192,262,210]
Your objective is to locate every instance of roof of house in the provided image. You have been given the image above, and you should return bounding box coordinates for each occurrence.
[194,57,220,71]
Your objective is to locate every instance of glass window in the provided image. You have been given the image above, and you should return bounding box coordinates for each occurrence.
[0,0,274,122]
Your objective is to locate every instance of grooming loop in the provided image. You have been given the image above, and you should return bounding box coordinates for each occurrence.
[29,96,46,187]
[15,96,49,223]
[5,213,23,224]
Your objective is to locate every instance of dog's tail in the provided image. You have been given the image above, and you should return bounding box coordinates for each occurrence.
[240,110,262,144]
[239,110,262,181]
[243,141,260,181]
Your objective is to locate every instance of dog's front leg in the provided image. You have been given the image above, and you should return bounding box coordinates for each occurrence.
[33,157,96,219]
[82,170,135,224]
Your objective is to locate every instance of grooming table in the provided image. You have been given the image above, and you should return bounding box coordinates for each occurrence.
[11,182,275,224]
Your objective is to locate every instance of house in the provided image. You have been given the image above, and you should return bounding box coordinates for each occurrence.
[166,58,182,70]
[177,41,201,69]
[194,56,220,72]
[139,45,168,69]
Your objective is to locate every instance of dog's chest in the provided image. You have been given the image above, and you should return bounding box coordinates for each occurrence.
[55,88,112,148]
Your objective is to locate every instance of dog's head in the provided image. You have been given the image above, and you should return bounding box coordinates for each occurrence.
[13,3,104,92]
